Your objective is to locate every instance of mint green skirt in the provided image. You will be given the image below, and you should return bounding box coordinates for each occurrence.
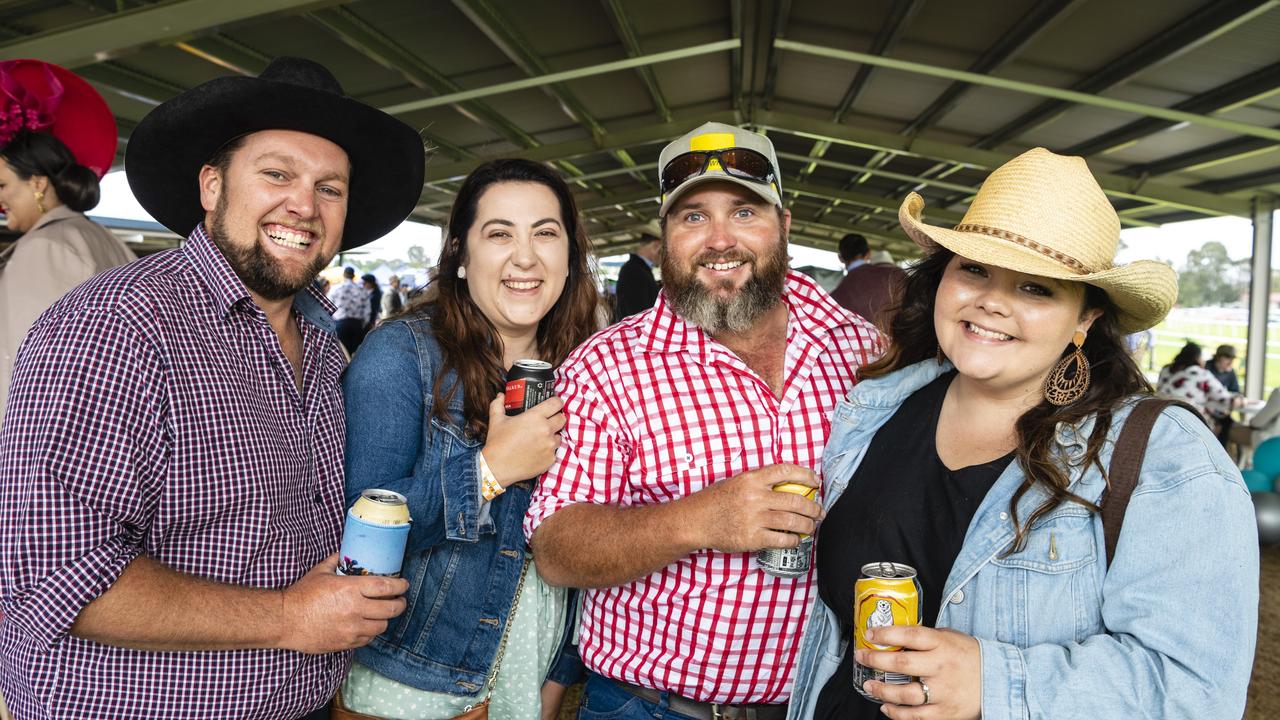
[341,560,566,720]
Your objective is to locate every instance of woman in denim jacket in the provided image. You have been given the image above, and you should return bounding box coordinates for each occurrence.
[337,159,599,719]
[789,149,1258,720]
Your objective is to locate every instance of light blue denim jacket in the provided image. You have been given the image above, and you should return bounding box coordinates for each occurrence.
[788,360,1259,720]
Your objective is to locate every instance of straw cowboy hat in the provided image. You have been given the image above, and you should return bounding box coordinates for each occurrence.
[898,147,1177,334]
[126,57,425,250]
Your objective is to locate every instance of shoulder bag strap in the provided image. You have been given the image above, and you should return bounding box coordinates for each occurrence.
[1102,398,1203,568]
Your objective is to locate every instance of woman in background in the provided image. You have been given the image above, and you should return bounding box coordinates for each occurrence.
[337,158,599,719]
[1158,340,1241,440]
[0,60,135,422]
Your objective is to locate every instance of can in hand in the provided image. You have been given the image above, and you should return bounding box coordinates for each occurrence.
[504,359,555,416]
[853,561,922,701]
[337,489,412,577]
[756,481,818,578]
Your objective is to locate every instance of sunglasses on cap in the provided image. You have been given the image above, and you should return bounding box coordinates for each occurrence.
[659,148,777,196]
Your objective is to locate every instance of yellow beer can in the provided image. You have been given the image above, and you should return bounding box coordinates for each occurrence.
[853,561,921,700]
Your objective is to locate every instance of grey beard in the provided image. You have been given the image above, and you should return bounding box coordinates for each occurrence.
[663,237,788,334]
[667,272,781,334]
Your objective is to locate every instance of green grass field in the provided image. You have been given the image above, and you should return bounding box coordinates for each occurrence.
[1141,313,1280,393]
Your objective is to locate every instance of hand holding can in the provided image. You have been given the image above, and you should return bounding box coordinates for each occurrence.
[756,481,820,578]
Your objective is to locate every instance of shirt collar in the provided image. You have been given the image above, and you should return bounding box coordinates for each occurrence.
[640,270,854,355]
[183,224,337,332]
[846,258,867,272]
[635,252,655,269]
[27,205,80,233]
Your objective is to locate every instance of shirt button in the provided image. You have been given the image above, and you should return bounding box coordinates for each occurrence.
[313,493,323,504]
[951,589,965,604]
[999,511,1008,520]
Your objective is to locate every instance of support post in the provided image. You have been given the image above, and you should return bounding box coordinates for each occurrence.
[1246,193,1276,400]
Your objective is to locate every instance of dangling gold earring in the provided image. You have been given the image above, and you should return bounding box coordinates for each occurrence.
[1043,330,1090,406]
[33,190,45,214]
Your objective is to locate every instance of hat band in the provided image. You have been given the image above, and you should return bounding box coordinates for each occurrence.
[952,223,1092,274]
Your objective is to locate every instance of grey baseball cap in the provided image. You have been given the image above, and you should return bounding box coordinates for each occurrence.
[657,121,783,217]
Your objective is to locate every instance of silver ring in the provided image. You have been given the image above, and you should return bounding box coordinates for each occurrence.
[919,680,931,705]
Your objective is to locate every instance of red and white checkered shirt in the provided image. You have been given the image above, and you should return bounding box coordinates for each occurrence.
[0,227,349,719]
[525,271,880,704]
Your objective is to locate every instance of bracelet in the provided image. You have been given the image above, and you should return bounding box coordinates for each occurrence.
[479,452,505,502]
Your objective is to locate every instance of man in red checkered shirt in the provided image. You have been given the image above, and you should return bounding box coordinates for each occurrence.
[526,122,881,719]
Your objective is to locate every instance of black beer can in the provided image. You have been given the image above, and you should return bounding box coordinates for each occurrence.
[504,359,555,416]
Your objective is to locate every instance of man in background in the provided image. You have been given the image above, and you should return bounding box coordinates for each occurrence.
[613,219,662,321]
[361,272,382,327]
[830,232,905,330]
[329,265,370,353]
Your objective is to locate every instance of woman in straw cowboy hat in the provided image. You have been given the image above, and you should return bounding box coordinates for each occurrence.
[786,148,1257,720]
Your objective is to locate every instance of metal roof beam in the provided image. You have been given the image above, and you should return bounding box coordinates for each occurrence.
[972,0,1277,149]
[307,6,538,152]
[601,0,671,122]
[753,110,1252,217]
[1065,61,1280,157]
[0,0,342,67]
[1191,168,1280,194]
[174,36,271,76]
[848,0,1082,227]
[760,0,792,110]
[789,179,965,223]
[774,39,1280,144]
[730,0,745,115]
[833,0,921,123]
[901,0,1081,136]
[78,62,185,105]
[777,151,978,195]
[1114,127,1280,177]
[423,109,740,183]
[452,0,652,189]
[380,38,739,115]
[792,0,920,187]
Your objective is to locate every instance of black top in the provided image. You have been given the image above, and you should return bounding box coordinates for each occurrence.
[614,252,660,321]
[1211,366,1240,394]
[813,371,1013,720]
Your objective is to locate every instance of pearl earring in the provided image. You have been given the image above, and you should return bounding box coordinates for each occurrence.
[457,266,466,279]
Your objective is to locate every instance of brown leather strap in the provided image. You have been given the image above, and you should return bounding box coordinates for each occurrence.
[1102,398,1202,568]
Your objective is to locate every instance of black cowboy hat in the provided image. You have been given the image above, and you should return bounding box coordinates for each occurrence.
[125,57,424,250]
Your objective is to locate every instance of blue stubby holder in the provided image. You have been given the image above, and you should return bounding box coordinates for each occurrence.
[337,512,411,577]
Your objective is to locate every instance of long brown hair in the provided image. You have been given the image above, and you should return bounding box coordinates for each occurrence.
[862,249,1153,553]
[412,159,599,438]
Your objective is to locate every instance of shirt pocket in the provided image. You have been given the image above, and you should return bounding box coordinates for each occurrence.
[988,504,1103,647]
[635,426,745,503]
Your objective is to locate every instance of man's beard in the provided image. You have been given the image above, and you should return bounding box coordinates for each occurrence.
[662,233,788,334]
[208,190,328,301]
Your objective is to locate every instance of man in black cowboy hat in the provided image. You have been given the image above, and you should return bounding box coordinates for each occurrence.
[0,58,424,720]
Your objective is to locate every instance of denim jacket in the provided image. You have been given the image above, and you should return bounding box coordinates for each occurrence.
[342,316,539,695]
[788,360,1258,720]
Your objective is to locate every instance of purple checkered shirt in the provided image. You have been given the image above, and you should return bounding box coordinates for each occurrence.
[0,226,349,719]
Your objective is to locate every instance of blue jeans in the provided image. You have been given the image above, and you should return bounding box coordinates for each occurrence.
[577,674,699,720]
